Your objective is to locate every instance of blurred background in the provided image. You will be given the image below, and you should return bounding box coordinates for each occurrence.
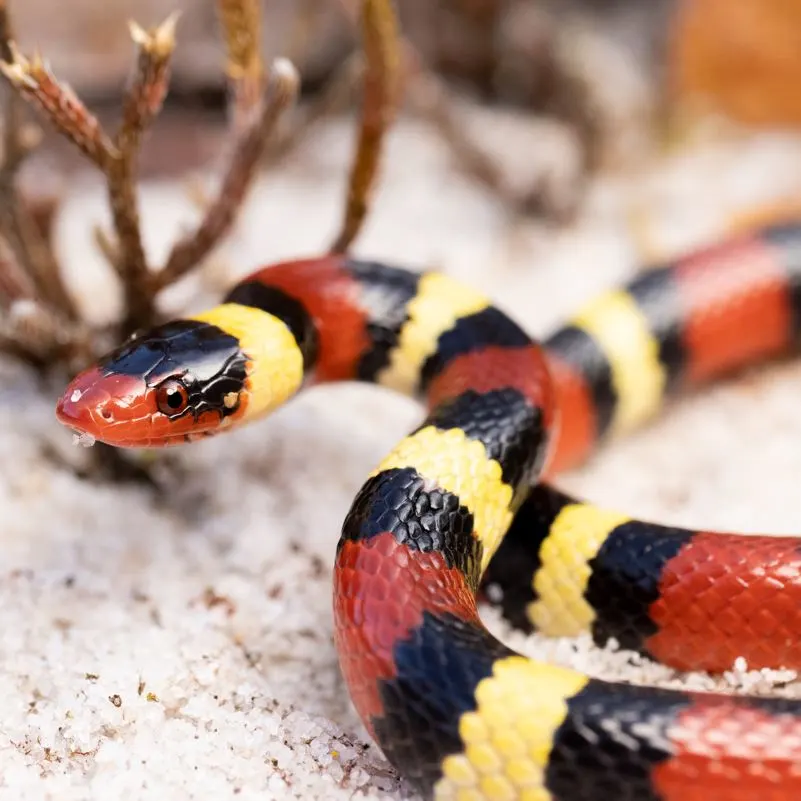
[15,0,801,180]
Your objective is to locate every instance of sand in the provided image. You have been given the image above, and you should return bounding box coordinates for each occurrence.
[3,114,801,800]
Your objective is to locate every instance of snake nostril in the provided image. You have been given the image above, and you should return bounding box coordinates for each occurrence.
[99,407,114,422]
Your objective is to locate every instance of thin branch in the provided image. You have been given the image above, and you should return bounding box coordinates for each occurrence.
[119,13,179,152]
[0,193,77,315]
[0,5,78,320]
[0,12,182,334]
[217,0,263,81]
[217,0,264,127]
[0,44,117,168]
[406,55,508,200]
[0,297,88,365]
[330,0,400,254]
[0,234,33,304]
[154,58,300,291]
[264,51,364,169]
[92,224,120,268]
[0,0,12,63]
[105,155,149,333]
[108,13,180,333]
[0,0,26,172]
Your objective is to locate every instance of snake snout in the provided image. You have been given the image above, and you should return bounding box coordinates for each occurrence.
[56,367,148,444]
[56,366,107,432]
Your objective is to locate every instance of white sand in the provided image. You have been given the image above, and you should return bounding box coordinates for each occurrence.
[3,115,801,800]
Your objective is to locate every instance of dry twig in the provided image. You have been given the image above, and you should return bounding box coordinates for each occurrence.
[120,15,179,152]
[0,6,299,336]
[0,236,32,304]
[406,51,508,201]
[92,224,120,269]
[263,50,364,170]
[0,0,306,483]
[0,0,408,486]
[217,0,264,127]
[0,45,116,169]
[330,0,400,253]
[155,1,299,291]
[0,17,166,332]
[0,0,394,371]
[0,0,78,350]
[109,14,179,333]
[404,38,587,224]
[154,58,299,291]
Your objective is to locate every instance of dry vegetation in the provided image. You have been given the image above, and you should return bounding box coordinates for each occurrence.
[0,0,400,374]
[0,0,618,385]
[2,1,797,377]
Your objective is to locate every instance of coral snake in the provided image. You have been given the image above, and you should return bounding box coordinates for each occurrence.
[55,220,801,801]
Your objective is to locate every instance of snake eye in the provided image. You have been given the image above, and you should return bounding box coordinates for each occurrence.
[155,379,189,417]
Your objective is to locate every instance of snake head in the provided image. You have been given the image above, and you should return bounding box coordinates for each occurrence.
[56,320,250,448]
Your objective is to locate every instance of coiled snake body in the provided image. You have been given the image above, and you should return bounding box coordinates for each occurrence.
[56,221,801,800]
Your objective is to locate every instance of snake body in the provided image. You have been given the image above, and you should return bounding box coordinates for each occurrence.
[55,220,801,800]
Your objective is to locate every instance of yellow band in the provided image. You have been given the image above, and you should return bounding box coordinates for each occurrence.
[572,289,666,432]
[372,426,513,572]
[190,303,304,421]
[435,656,588,801]
[379,272,490,396]
[528,503,629,637]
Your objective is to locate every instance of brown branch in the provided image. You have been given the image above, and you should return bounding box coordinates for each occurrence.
[0,0,25,171]
[401,42,516,206]
[108,13,180,333]
[0,5,78,320]
[0,234,33,304]
[407,58,507,198]
[0,0,12,63]
[0,297,88,366]
[119,14,179,152]
[0,12,183,334]
[92,225,120,268]
[217,0,263,81]
[105,154,150,333]
[217,0,263,127]
[0,186,71,315]
[264,51,364,169]
[154,58,300,291]
[330,0,400,254]
[0,45,116,169]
